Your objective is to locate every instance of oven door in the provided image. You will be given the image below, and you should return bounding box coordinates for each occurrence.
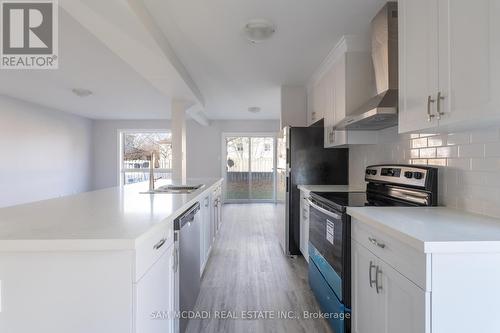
[307,198,349,304]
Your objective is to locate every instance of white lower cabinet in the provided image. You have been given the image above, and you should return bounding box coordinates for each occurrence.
[135,243,175,333]
[200,194,212,275]
[352,240,428,333]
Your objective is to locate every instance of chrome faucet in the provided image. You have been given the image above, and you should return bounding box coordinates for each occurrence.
[149,152,156,192]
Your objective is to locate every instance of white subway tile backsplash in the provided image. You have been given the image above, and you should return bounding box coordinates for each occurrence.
[349,126,500,219]
[428,135,445,147]
[470,129,499,143]
[411,159,428,165]
[447,158,471,170]
[458,171,487,186]
[471,158,500,172]
[428,159,447,166]
[458,144,485,158]
[485,142,500,157]
[419,147,437,158]
[412,138,428,148]
[410,149,420,158]
[447,132,470,146]
[436,146,458,158]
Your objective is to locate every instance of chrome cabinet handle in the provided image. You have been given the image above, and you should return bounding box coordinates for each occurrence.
[437,91,445,120]
[369,261,376,288]
[427,95,436,122]
[368,237,386,249]
[153,238,166,250]
[375,266,383,294]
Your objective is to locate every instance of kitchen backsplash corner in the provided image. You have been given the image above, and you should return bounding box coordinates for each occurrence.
[349,126,500,219]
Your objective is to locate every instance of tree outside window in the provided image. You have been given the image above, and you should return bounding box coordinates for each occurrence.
[120,131,172,185]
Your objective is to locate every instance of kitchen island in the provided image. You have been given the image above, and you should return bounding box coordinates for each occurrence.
[0,178,223,333]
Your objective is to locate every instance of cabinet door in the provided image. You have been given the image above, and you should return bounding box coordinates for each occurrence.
[203,196,211,255]
[312,75,328,123]
[398,0,440,133]
[333,55,346,123]
[324,72,335,147]
[135,244,175,333]
[377,259,429,333]
[352,241,382,333]
[200,195,211,275]
[437,0,500,127]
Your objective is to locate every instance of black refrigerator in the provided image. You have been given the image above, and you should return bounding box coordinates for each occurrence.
[277,121,348,256]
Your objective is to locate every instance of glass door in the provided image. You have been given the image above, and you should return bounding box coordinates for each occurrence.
[224,135,276,202]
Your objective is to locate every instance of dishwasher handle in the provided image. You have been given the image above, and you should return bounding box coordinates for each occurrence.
[174,202,201,230]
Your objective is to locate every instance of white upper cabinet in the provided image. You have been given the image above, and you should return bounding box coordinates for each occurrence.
[399,0,500,133]
[398,0,439,133]
[437,0,500,128]
[309,74,328,125]
[308,35,378,147]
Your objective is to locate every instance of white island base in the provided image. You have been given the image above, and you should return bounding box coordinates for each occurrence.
[0,178,223,333]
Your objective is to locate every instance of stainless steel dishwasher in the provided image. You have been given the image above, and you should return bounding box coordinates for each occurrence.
[174,202,201,333]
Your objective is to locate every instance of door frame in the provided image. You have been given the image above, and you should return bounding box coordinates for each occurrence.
[221,132,278,204]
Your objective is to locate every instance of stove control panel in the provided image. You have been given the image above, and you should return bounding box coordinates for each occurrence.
[365,165,432,188]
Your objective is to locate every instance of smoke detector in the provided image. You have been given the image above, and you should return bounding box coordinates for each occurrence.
[72,88,93,97]
[243,19,276,43]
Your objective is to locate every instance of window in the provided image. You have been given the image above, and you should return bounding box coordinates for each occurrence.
[119,131,172,185]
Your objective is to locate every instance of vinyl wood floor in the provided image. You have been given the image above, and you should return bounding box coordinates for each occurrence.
[186,203,333,333]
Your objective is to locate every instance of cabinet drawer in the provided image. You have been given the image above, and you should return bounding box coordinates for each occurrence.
[351,218,428,290]
[135,221,174,282]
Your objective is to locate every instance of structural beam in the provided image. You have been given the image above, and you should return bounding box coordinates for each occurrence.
[126,0,205,106]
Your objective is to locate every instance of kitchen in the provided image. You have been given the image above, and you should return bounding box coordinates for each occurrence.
[0,1,500,333]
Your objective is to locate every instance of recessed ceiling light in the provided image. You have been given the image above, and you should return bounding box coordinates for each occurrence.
[72,88,93,97]
[243,19,276,43]
[248,106,261,113]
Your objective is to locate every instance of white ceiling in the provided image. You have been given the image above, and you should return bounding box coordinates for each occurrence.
[0,0,386,120]
[0,9,173,120]
[144,0,386,119]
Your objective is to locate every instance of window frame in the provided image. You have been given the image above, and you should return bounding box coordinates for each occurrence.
[118,129,172,186]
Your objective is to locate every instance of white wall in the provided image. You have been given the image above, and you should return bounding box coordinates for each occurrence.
[91,119,170,190]
[349,126,500,219]
[0,96,93,208]
[91,118,280,189]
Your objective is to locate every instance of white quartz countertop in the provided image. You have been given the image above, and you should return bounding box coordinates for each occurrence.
[347,207,500,253]
[298,184,366,193]
[0,178,223,252]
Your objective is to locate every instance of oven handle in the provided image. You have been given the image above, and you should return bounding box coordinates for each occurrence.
[306,198,342,220]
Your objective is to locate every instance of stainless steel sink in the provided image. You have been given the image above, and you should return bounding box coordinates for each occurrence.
[142,184,205,194]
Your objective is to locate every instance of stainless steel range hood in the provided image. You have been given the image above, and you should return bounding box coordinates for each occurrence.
[335,2,398,130]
